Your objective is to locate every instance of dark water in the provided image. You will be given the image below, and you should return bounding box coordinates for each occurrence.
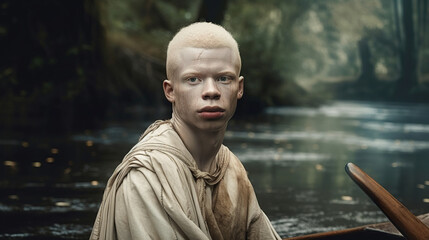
[1,101,429,239]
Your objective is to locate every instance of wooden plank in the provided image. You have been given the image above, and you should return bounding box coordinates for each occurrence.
[284,226,365,240]
[284,226,405,240]
[345,162,429,240]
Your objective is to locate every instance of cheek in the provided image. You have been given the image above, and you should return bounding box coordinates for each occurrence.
[224,92,238,111]
[229,97,238,110]
[221,86,239,102]
[175,91,196,110]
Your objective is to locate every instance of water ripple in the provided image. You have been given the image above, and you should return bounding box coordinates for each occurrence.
[227,131,429,153]
[236,148,329,162]
[266,101,429,122]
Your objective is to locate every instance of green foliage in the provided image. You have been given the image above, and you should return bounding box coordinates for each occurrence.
[0,0,106,132]
[224,1,317,106]
[102,0,429,110]
[103,0,317,108]
[2,0,429,131]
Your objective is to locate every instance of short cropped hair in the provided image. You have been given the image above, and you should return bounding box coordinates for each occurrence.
[166,22,241,80]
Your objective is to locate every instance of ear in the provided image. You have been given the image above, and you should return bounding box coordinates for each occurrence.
[163,79,175,103]
[237,76,244,99]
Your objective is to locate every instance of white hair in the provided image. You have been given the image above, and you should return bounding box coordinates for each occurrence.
[166,22,241,79]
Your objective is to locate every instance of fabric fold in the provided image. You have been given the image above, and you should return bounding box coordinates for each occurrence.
[90,120,280,240]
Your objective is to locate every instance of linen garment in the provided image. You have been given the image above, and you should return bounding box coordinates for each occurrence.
[90,120,280,240]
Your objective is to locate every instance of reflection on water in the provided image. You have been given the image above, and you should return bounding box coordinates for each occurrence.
[1,101,429,239]
[230,101,429,237]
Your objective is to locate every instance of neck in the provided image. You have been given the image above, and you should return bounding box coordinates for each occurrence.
[171,116,226,172]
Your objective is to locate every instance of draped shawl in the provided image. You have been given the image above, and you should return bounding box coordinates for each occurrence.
[90,120,280,240]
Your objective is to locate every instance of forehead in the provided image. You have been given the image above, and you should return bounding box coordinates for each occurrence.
[177,47,239,71]
[179,47,233,62]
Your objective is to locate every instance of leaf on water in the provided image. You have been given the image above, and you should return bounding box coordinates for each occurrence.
[86,140,93,147]
[4,160,16,167]
[341,196,353,201]
[32,162,41,168]
[55,202,71,207]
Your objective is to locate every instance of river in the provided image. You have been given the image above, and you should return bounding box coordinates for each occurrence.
[1,101,429,239]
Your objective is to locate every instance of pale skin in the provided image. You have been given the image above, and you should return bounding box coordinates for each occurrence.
[163,47,244,172]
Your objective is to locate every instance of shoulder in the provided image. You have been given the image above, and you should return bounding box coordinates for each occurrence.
[124,123,186,169]
[139,120,177,144]
[223,146,248,176]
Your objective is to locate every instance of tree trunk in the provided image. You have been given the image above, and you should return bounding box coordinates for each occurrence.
[197,0,228,24]
[394,0,404,75]
[396,0,418,95]
[358,37,375,86]
[417,0,428,82]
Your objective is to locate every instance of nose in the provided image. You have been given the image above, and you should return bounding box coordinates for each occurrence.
[202,79,221,100]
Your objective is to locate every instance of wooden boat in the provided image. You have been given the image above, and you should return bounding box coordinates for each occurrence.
[285,213,429,239]
[284,163,429,240]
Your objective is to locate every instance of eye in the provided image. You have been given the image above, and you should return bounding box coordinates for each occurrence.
[186,77,200,84]
[218,76,233,83]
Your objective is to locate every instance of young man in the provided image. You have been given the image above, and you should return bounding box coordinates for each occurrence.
[90,22,281,240]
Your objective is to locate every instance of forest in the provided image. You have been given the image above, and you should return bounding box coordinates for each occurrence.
[1,0,429,133]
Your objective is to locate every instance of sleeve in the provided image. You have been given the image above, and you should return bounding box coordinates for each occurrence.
[114,168,182,240]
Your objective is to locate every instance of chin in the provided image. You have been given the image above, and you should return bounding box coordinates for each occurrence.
[196,120,228,132]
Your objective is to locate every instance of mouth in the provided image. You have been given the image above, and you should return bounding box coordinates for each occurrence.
[198,106,225,113]
[198,106,225,119]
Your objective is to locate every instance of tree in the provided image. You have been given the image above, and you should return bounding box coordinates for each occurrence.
[358,37,376,85]
[394,0,429,97]
[395,0,417,95]
[197,0,228,24]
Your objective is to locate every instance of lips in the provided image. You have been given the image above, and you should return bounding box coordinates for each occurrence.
[198,106,225,113]
[198,106,225,119]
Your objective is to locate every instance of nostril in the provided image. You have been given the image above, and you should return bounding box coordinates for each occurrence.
[203,93,221,100]
[202,80,221,99]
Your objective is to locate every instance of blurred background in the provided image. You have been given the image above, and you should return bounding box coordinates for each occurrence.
[1,0,429,239]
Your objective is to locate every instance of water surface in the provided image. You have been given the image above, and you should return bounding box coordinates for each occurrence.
[1,101,429,239]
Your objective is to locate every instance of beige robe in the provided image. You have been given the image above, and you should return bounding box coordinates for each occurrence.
[90,120,281,240]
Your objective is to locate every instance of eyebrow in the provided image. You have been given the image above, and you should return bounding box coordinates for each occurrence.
[180,69,237,77]
[216,71,237,76]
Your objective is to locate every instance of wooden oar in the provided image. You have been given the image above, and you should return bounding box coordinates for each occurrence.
[345,162,429,240]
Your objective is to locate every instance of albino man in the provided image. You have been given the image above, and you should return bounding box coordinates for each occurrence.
[90,22,281,240]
